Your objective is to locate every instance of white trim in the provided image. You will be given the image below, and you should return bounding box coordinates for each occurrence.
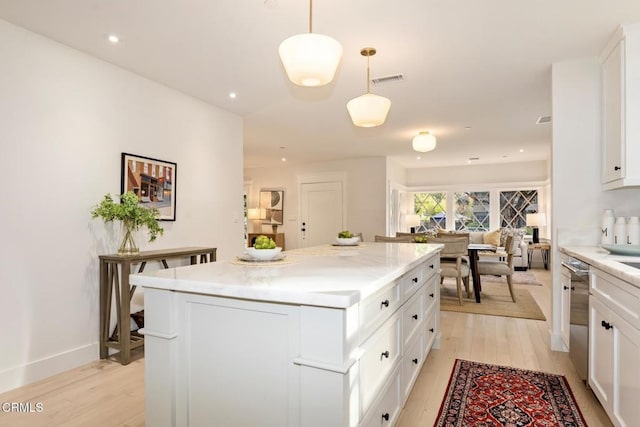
[406,179,550,193]
[0,343,98,394]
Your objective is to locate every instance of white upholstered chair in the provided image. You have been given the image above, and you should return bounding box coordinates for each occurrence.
[427,236,470,305]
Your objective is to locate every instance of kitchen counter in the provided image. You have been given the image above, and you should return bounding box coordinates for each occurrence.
[560,245,640,288]
[131,242,442,308]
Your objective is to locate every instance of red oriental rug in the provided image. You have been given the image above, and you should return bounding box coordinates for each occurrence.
[434,359,588,427]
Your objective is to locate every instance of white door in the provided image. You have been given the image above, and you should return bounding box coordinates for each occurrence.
[300,181,344,247]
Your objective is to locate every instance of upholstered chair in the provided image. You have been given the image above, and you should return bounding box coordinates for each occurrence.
[476,234,516,302]
[426,236,470,305]
[374,235,415,242]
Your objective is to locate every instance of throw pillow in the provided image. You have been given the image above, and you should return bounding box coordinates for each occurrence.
[483,229,501,246]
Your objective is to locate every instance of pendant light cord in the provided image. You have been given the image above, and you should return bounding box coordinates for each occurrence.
[309,0,313,33]
[366,55,371,94]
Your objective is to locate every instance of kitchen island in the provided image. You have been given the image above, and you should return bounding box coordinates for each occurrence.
[131,242,442,427]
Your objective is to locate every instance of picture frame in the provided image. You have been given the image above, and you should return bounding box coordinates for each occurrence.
[259,189,284,226]
[121,152,177,221]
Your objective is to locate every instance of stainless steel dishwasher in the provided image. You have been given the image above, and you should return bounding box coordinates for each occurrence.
[562,257,590,383]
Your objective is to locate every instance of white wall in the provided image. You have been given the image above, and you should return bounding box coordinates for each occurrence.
[550,57,640,350]
[406,160,548,187]
[244,157,387,247]
[0,20,245,393]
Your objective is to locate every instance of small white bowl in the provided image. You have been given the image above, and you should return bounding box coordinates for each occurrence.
[245,247,282,260]
[335,237,359,246]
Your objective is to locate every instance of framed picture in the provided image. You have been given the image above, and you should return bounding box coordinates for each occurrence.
[121,152,177,221]
[259,189,284,226]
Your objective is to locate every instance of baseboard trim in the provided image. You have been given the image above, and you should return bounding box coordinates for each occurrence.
[0,343,99,394]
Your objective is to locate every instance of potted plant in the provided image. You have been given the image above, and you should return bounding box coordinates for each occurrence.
[91,191,164,254]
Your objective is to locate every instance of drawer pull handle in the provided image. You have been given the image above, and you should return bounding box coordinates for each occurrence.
[382,413,390,421]
[601,320,613,330]
[563,285,569,290]
[381,350,390,359]
[381,299,390,308]
[412,277,418,283]
[429,328,434,333]
[429,293,434,298]
[614,166,621,171]
[429,264,434,269]
[412,358,419,364]
[412,314,418,320]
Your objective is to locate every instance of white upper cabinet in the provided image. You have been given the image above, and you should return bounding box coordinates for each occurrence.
[602,24,640,189]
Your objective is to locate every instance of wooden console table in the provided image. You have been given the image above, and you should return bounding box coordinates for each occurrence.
[99,247,216,364]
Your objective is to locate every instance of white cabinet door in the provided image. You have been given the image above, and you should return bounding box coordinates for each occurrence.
[559,268,572,348]
[589,296,613,409]
[611,309,640,427]
[602,39,624,184]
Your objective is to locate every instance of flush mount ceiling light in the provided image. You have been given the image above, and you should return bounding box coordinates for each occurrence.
[278,0,343,87]
[412,131,437,152]
[347,47,391,127]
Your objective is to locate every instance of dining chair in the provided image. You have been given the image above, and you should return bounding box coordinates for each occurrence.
[374,235,415,242]
[352,232,363,242]
[426,236,470,305]
[476,234,516,302]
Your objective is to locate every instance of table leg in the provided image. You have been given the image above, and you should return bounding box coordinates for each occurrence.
[99,260,108,359]
[119,261,132,365]
[542,249,549,269]
[469,250,482,303]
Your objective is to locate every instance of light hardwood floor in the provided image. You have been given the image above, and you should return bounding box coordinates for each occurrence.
[0,268,612,427]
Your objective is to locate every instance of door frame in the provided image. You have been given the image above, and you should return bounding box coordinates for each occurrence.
[297,172,347,248]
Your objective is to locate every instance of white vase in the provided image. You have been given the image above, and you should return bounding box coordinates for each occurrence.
[628,216,640,245]
[614,216,627,245]
[601,209,615,245]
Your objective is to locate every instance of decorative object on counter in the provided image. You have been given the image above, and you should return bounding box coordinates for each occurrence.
[601,244,640,256]
[121,153,176,221]
[91,191,164,255]
[335,230,359,245]
[434,360,586,427]
[526,212,546,244]
[628,216,640,244]
[242,248,283,261]
[614,216,627,245]
[601,209,615,244]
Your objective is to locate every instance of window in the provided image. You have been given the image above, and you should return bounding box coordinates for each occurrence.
[455,191,490,231]
[500,190,538,229]
[414,192,446,231]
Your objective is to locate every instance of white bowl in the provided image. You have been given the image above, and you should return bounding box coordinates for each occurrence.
[335,237,359,246]
[245,247,282,260]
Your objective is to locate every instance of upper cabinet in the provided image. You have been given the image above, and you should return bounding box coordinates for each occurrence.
[602,24,640,190]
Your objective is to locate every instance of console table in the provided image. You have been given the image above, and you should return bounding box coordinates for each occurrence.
[527,242,550,269]
[99,247,216,364]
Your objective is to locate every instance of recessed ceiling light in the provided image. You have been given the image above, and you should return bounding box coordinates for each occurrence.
[229,92,237,99]
[416,156,422,160]
[281,157,287,162]
[519,148,524,153]
[107,34,119,43]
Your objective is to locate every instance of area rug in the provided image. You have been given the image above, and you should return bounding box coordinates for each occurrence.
[440,282,546,321]
[481,271,542,286]
[434,359,588,427]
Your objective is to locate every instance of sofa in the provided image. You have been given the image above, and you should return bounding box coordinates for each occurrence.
[468,229,528,270]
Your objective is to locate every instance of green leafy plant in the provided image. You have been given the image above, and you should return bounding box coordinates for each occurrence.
[91,191,164,243]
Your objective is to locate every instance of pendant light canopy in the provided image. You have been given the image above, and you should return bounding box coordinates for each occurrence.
[278,0,343,87]
[347,48,391,127]
[412,131,437,152]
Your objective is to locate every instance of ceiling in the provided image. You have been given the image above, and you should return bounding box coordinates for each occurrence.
[2,1,640,170]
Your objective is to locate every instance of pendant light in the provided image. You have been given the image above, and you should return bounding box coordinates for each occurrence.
[412,131,437,152]
[278,0,343,87]
[347,48,391,127]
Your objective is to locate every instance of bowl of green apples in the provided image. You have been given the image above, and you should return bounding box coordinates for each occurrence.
[335,230,359,246]
[246,235,282,260]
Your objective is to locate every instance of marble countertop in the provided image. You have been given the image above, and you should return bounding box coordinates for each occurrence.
[560,245,640,288]
[130,242,443,308]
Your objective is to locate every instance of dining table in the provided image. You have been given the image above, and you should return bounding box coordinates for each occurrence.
[467,243,497,303]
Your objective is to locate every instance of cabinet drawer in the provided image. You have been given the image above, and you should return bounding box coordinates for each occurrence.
[360,312,401,414]
[402,330,424,403]
[591,268,640,329]
[424,305,438,355]
[360,279,401,341]
[360,365,402,427]
[422,255,439,283]
[424,275,438,313]
[401,265,423,302]
[402,287,425,347]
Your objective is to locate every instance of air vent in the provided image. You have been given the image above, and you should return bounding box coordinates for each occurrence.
[536,115,552,124]
[468,157,479,161]
[371,74,405,85]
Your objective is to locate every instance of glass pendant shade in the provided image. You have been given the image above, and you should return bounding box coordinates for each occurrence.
[412,132,437,152]
[347,93,391,127]
[278,34,342,87]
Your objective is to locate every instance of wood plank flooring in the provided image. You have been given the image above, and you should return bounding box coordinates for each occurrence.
[0,268,612,426]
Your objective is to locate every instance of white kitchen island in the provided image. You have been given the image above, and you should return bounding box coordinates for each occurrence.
[131,242,442,427]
